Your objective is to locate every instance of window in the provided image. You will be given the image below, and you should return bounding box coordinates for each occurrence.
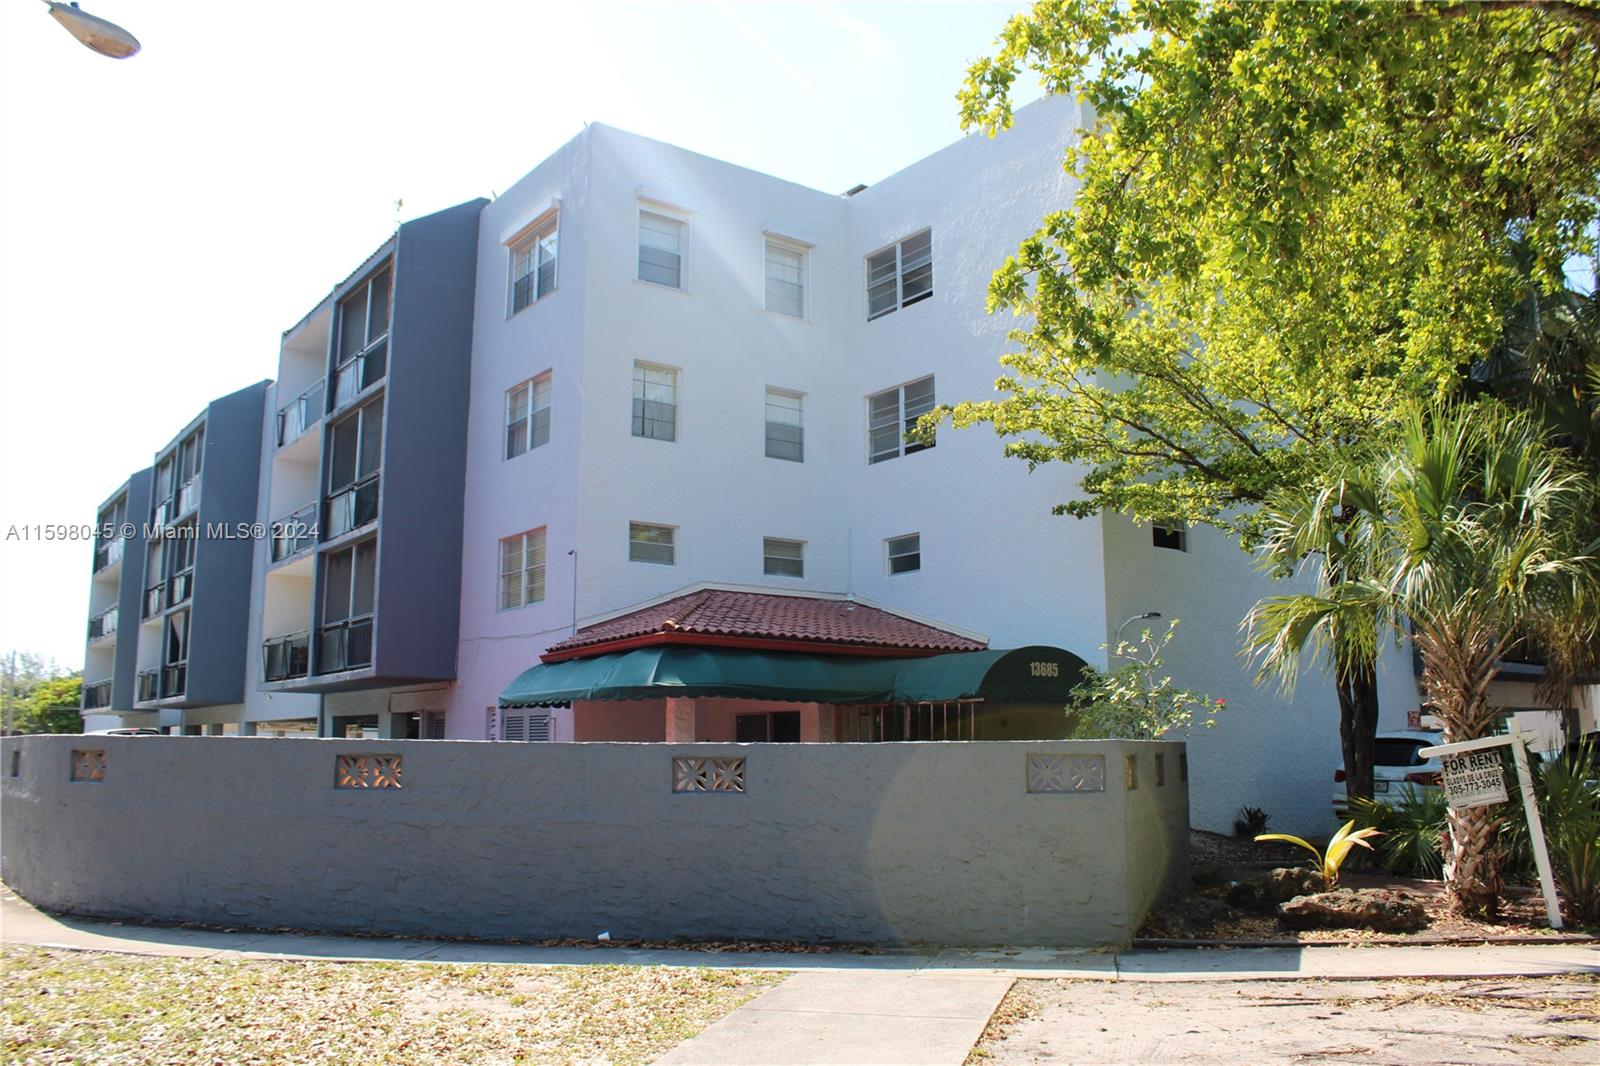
[632,363,678,441]
[510,216,558,313]
[499,528,547,610]
[763,537,804,578]
[326,398,383,537]
[866,228,933,320]
[764,239,805,317]
[638,211,684,288]
[501,710,552,742]
[505,373,552,459]
[887,533,921,575]
[1152,524,1187,552]
[332,264,391,407]
[764,388,803,462]
[867,375,935,464]
[629,522,675,565]
[736,710,800,742]
[317,539,376,673]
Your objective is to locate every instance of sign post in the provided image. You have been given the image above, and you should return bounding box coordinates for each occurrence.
[1419,732,1563,930]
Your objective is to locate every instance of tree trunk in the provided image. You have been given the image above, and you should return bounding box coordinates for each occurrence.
[1336,656,1381,802]
[1444,803,1505,915]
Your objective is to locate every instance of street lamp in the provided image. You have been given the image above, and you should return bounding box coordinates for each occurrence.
[43,1,140,59]
[1113,612,1162,657]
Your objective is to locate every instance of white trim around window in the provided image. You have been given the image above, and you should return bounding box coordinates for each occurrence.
[764,386,803,462]
[638,205,689,290]
[865,228,933,320]
[499,527,548,611]
[886,533,921,575]
[866,375,936,465]
[505,371,552,460]
[629,522,676,565]
[763,537,804,578]
[632,362,679,442]
[506,207,559,316]
[763,235,808,318]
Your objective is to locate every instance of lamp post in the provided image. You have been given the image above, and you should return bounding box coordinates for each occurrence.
[1113,612,1161,658]
[42,1,140,59]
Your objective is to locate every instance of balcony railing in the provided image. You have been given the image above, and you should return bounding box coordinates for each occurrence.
[143,583,164,619]
[263,630,311,682]
[93,535,125,573]
[167,568,193,608]
[152,498,173,527]
[277,380,326,447]
[87,605,119,642]
[316,616,373,674]
[331,344,387,410]
[162,663,187,699]
[177,478,201,517]
[136,669,159,703]
[82,680,112,710]
[325,476,379,539]
[270,503,318,562]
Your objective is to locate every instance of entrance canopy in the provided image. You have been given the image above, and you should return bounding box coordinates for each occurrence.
[499,644,1089,708]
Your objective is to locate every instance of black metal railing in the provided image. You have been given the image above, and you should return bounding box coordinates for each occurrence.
[93,535,124,572]
[136,669,159,703]
[316,616,373,674]
[276,380,326,447]
[270,503,318,562]
[262,631,311,682]
[331,343,387,410]
[87,606,118,641]
[162,663,187,699]
[81,680,112,710]
[324,476,379,539]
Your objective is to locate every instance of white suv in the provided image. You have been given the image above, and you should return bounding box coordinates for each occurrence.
[1331,729,1445,823]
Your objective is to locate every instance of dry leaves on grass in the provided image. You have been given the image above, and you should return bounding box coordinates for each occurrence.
[0,946,779,1065]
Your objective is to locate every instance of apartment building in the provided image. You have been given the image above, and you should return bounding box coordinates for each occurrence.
[80,95,1589,834]
[81,469,152,730]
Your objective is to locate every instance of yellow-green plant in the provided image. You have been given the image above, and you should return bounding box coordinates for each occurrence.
[1256,820,1383,890]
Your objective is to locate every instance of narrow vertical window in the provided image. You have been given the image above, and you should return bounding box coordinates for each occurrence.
[638,211,684,288]
[499,528,547,610]
[764,388,803,462]
[764,239,805,317]
[886,534,921,575]
[505,372,552,459]
[509,214,558,314]
[632,363,678,441]
[629,522,676,565]
[763,538,804,578]
[865,228,933,320]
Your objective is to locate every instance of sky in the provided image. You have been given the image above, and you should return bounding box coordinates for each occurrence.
[0,1,1042,671]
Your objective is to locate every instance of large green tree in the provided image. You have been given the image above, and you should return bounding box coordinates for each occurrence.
[16,675,83,735]
[947,0,1600,798]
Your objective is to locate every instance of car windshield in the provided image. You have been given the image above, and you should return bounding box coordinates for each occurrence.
[1373,739,1426,766]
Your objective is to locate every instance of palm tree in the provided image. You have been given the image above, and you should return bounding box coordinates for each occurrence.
[1245,404,1597,916]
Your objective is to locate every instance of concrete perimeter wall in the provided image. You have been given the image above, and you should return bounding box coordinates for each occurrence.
[0,736,1187,947]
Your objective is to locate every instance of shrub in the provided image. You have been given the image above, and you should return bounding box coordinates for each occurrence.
[1351,792,1447,880]
[1233,806,1271,839]
[1502,740,1600,927]
[1256,820,1383,890]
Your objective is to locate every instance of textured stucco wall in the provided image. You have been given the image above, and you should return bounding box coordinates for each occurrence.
[0,735,1186,948]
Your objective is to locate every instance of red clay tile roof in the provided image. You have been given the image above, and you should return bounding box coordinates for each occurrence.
[542,588,986,661]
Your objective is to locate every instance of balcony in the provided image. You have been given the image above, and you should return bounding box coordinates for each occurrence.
[277,380,326,447]
[177,478,201,517]
[136,669,159,703]
[82,680,112,711]
[152,498,173,527]
[93,535,125,573]
[331,344,387,411]
[162,663,187,699]
[316,616,373,674]
[167,568,194,608]
[270,503,318,563]
[87,605,119,642]
[325,476,379,539]
[143,583,165,619]
[263,631,311,682]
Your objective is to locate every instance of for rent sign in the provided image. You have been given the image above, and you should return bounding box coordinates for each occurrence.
[1439,749,1509,810]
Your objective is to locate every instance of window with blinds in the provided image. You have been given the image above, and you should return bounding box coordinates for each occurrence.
[866,228,933,320]
[510,216,558,314]
[629,522,675,565]
[763,537,804,578]
[867,375,935,464]
[632,363,678,441]
[505,373,552,459]
[887,533,921,575]
[499,528,547,610]
[638,211,684,288]
[764,387,803,462]
[501,711,552,742]
[764,239,805,317]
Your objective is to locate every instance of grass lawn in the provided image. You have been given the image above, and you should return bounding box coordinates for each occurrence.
[1,946,780,1065]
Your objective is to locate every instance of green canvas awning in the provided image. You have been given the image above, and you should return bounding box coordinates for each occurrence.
[499,644,1088,708]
